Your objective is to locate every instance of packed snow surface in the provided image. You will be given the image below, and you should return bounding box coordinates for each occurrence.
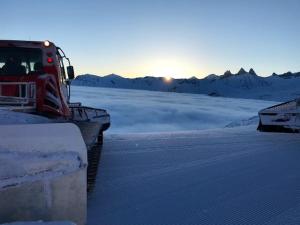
[88,126,300,225]
[1,222,75,225]
[0,109,51,125]
[0,151,82,189]
[0,123,86,189]
[71,86,275,133]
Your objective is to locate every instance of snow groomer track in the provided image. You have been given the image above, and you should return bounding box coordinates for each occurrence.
[88,126,300,225]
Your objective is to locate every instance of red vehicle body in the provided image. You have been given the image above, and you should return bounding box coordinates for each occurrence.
[0,40,111,224]
[0,40,110,195]
[0,40,72,117]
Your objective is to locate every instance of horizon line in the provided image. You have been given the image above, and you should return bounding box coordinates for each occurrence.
[77,68,300,79]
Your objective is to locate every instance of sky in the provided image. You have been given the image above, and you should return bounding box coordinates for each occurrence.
[1,0,300,78]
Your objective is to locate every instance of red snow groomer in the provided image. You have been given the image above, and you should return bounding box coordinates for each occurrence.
[258,99,300,133]
[0,40,110,190]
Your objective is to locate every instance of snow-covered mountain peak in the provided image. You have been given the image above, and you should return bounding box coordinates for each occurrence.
[223,72,270,89]
[72,69,300,101]
[249,68,257,76]
[237,68,247,75]
[204,74,219,80]
[223,70,233,77]
[104,73,123,79]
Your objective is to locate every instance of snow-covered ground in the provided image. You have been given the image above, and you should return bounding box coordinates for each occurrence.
[1,85,297,225]
[2,222,75,225]
[0,123,87,225]
[71,86,276,133]
[71,85,300,224]
[0,123,86,189]
[88,126,300,225]
[0,109,51,125]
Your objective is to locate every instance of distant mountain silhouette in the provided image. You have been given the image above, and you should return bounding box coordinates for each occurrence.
[72,68,300,101]
[249,68,257,76]
[237,68,247,75]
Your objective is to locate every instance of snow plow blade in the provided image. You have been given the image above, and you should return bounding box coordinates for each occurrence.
[0,123,87,225]
[258,98,300,133]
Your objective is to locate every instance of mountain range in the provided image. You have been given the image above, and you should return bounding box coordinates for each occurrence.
[72,68,300,102]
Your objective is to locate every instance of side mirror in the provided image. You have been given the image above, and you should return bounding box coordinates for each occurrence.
[67,66,75,80]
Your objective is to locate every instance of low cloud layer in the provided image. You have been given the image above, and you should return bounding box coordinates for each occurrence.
[71,86,275,133]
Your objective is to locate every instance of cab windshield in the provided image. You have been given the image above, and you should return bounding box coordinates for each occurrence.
[0,47,43,75]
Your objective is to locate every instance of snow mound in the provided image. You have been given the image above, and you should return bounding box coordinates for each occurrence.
[1,222,75,225]
[0,151,82,189]
[0,123,87,190]
[0,110,51,125]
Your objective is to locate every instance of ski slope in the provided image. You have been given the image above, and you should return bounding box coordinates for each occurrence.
[88,126,300,225]
[73,85,300,224]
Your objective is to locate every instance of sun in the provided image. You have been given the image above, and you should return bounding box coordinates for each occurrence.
[164,76,173,82]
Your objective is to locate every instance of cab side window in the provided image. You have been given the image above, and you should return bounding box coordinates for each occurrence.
[56,53,67,84]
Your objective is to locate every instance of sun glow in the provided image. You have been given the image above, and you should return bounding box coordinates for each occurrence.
[150,63,186,78]
[141,56,200,79]
[164,76,172,82]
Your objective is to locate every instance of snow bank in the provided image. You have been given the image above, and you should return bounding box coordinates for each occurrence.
[0,123,86,189]
[0,109,51,125]
[71,86,275,133]
[0,151,82,189]
[1,222,75,225]
[0,123,87,225]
